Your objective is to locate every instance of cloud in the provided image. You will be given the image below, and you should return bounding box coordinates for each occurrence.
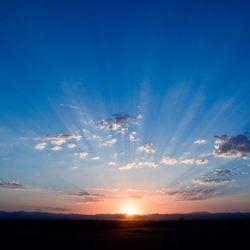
[160,187,219,201]
[38,133,82,146]
[35,142,46,150]
[108,161,117,167]
[96,113,142,134]
[82,129,102,141]
[51,146,62,151]
[67,143,77,149]
[69,191,91,196]
[195,159,209,165]
[101,138,117,146]
[180,158,208,165]
[212,169,233,176]
[128,131,137,142]
[119,161,158,170]
[193,139,207,144]
[160,157,178,165]
[192,177,233,186]
[180,158,195,165]
[79,152,88,159]
[213,134,250,158]
[212,168,246,176]
[60,104,79,110]
[138,143,156,153]
[0,180,25,190]
[91,156,100,160]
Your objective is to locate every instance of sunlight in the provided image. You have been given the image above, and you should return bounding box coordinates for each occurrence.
[122,205,139,216]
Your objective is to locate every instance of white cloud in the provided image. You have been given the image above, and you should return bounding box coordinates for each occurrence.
[79,152,88,159]
[67,143,77,149]
[138,143,156,153]
[91,156,100,160]
[51,146,62,151]
[160,156,178,165]
[179,158,208,165]
[180,158,195,165]
[108,161,117,167]
[119,161,158,170]
[128,131,137,142]
[35,142,46,150]
[39,133,82,146]
[193,139,207,144]
[102,138,117,146]
[195,159,209,165]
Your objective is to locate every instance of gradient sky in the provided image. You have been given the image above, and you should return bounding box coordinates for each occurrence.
[1,0,250,214]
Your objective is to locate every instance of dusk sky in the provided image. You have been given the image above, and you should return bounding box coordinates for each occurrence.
[1,0,250,215]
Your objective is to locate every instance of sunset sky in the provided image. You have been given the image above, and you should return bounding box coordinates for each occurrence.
[1,0,250,215]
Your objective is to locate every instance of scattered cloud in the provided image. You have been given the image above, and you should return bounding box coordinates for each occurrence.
[35,142,46,150]
[79,152,88,159]
[212,168,247,176]
[160,187,219,201]
[160,156,178,165]
[91,156,100,160]
[128,131,137,142]
[195,159,209,165]
[213,134,250,158]
[193,139,207,144]
[0,180,25,190]
[96,113,142,134]
[51,146,62,151]
[192,177,233,186]
[37,133,82,146]
[180,158,208,165]
[180,158,195,165]
[101,138,117,146]
[119,161,158,170]
[212,169,233,176]
[138,143,156,153]
[108,161,117,167]
[67,143,77,149]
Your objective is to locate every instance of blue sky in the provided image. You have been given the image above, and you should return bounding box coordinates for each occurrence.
[0,0,250,214]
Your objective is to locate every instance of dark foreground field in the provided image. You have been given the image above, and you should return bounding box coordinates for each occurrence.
[1,219,249,249]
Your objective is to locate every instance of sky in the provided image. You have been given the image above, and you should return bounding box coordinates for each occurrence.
[1,0,250,215]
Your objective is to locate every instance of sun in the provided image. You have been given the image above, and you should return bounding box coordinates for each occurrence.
[122,205,140,216]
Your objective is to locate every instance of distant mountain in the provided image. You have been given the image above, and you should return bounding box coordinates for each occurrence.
[1,211,250,220]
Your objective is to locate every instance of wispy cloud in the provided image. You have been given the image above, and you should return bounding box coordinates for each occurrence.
[0,180,25,190]
[34,142,46,150]
[60,103,79,110]
[67,143,77,149]
[119,161,158,170]
[91,156,100,160]
[79,152,88,159]
[160,156,178,165]
[101,138,117,147]
[193,139,207,144]
[180,158,208,165]
[192,177,233,186]
[36,133,82,146]
[160,187,219,201]
[138,143,156,153]
[213,134,250,158]
[51,146,62,151]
